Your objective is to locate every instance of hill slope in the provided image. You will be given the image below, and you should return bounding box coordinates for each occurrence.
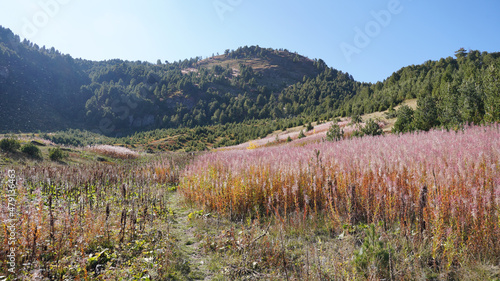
[1,25,499,140]
[0,26,335,134]
[0,27,89,132]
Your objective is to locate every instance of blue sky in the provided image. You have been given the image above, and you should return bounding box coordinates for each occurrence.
[0,0,499,83]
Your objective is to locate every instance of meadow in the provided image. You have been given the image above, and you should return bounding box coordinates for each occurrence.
[1,124,499,280]
[181,124,500,279]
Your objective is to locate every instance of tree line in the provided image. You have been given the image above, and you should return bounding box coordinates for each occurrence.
[1,25,499,150]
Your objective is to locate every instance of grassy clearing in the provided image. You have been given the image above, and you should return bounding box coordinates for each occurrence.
[362,98,417,132]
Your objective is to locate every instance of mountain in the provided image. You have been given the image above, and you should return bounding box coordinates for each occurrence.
[0,25,335,134]
[1,25,499,138]
[79,46,332,135]
[0,27,89,132]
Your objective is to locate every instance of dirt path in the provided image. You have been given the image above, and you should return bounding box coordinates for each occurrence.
[167,192,214,280]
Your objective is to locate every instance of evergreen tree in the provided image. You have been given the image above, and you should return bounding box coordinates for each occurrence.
[437,83,461,126]
[298,130,306,139]
[458,78,484,124]
[484,65,500,122]
[161,85,168,99]
[454,48,468,60]
[306,122,314,131]
[392,105,415,133]
[413,95,438,131]
[326,123,344,141]
[362,119,383,136]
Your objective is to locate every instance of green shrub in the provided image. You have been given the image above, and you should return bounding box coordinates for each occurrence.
[351,130,365,138]
[306,122,314,132]
[326,123,344,142]
[49,147,66,161]
[362,119,383,136]
[298,130,306,139]
[351,114,362,124]
[21,143,42,158]
[0,138,21,152]
[354,224,392,279]
[392,105,415,134]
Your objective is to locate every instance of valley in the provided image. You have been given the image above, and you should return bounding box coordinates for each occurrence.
[1,24,500,280]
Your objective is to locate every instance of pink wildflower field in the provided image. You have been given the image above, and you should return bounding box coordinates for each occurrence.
[181,124,500,260]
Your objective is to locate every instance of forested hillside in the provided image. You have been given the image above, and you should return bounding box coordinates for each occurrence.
[1,25,499,140]
[80,45,328,134]
[0,27,89,132]
[343,48,500,132]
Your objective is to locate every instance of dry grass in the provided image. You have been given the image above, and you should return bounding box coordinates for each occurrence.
[87,145,140,159]
[0,154,186,279]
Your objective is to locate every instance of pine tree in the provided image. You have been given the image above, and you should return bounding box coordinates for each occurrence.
[326,123,344,141]
[298,130,306,139]
[362,119,383,136]
[484,65,500,122]
[458,78,484,124]
[392,105,415,133]
[413,95,438,131]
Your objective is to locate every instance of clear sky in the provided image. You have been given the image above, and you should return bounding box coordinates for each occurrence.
[0,0,499,83]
